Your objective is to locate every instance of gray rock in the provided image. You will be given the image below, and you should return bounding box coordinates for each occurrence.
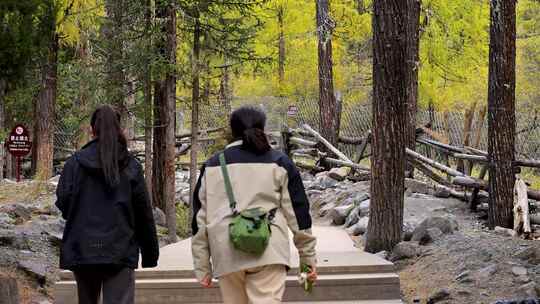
[316,175,339,189]
[517,275,531,284]
[402,221,417,241]
[427,288,450,304]
[344,206,360,228]
[494,226,517,237]
[0,203,33,223]
[329,204,354,226]
[390,241,421,261]
[358,199,370,216]
[153,208,167,227]
[318,202,336,217]
[512,266,528,276]
[455,271,471,282]
[514,247,540,265]
[18,258,48,284]
[346,217,369,236]
[476,264,498,279]
[434,185,452,198]
[412,226,444,245]
[0,213,15,229]
[405,178,434,195]
[519,282,538,298]
[412,217,458,243]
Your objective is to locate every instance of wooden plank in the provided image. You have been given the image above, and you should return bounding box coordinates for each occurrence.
[406,148,466,177]
[452,176,488,190]
[453,153,488,163]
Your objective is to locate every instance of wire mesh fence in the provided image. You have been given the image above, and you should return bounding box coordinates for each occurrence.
[53,98,540,161]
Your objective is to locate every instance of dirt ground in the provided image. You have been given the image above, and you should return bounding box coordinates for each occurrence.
[396,199,540,304]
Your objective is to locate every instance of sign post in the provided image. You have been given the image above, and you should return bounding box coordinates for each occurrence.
[5,125,32,182]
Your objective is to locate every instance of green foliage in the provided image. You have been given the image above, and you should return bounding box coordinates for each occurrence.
[176,203,190,239]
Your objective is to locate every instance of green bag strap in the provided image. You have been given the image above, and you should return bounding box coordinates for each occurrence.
[219,152,238,214]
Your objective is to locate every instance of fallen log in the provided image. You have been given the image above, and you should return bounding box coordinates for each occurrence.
[323,157,370,171]
[515,159,540,169]
[295,161,325,172]
[452,176,488,191]
[407,157,453,187]
[514,178,531,235]
[464,146,488,156]
[290,136,317,148]
[289,128,366,145]
[301,124,353,163]
[406,148,466,177]
[417,137,465,154]
[453,153,488,163]
[354,131,371,163]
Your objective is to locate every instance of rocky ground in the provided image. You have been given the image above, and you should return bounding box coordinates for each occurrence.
[0,172,189,303]
[1,170,539,303]
[303,171,540,304]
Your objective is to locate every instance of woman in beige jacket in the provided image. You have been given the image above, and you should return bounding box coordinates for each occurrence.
[191,106,317,304]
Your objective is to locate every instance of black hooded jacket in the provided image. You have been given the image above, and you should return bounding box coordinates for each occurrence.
[55,140,159,270]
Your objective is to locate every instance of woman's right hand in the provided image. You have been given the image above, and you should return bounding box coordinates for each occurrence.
[200,275,213,288]
[307,265,318,282]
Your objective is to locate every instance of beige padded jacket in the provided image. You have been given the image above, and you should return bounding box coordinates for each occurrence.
[191,141,317,280]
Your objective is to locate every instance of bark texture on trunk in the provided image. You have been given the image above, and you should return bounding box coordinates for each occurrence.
[487,0,516,229]
[35,34,58,179]
[278,5,286,87]
[219,61,232,121]
[152,1,177,243]
[405,0,421,178]
[316,0,339,149]
[0,79,6,180]
[143,0,153,204]
[190,19,201,225]
[104,0,126,120]
[365,0,408,253]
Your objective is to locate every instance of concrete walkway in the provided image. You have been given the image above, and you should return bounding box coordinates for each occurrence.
[55,226,402,303]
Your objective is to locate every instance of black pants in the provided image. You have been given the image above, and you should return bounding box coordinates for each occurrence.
[74,266,135,304]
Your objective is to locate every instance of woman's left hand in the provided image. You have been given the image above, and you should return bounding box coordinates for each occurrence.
[200,275,213,288]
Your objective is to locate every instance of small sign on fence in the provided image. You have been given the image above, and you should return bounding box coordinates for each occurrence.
[287,105,299,117]
[5,124,32,182]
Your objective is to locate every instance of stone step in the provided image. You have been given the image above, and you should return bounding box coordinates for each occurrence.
[55,272,401,303]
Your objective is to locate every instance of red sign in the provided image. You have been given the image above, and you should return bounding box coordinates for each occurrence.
[6,124,32,158]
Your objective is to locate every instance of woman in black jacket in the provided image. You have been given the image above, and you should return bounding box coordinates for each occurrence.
[56,105,159,304]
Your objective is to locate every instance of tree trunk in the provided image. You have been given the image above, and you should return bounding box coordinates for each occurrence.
[76,34,90,149]
[104,0,126,120]
[163,2,177,243]
[0,79,6,180]
[278,5,286,89]
[365,0,408,253]
[125,78,136,146]
[35,33,58,180]
[190,18,201,229]
[144,0,153,204]
[487,0,516,229]
[219,60,232,121]
[152,1,177,243]
[316,0,339,150]
[405,0,421,178]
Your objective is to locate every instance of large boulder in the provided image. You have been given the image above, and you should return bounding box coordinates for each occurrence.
[153,208,167,227]
[329,204,354,226]
[346,217,369,236]
[405,178,434,195]
[390,241,421,261]
[344,205,361,228]
[411,216,458,245]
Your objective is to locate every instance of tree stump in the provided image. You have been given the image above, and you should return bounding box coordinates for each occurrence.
[0,276,20,304]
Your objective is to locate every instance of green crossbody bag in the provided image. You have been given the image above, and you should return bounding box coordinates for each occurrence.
[219,153,276,256]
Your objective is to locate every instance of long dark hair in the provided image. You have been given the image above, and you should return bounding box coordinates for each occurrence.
[230,106,271,155]
[90,105,128,187]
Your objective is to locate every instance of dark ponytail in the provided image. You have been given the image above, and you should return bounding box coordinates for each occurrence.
[90,105,128,187]
[230,106,271,155]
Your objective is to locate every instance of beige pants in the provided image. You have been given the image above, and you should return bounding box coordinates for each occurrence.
[219,264,287,304]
